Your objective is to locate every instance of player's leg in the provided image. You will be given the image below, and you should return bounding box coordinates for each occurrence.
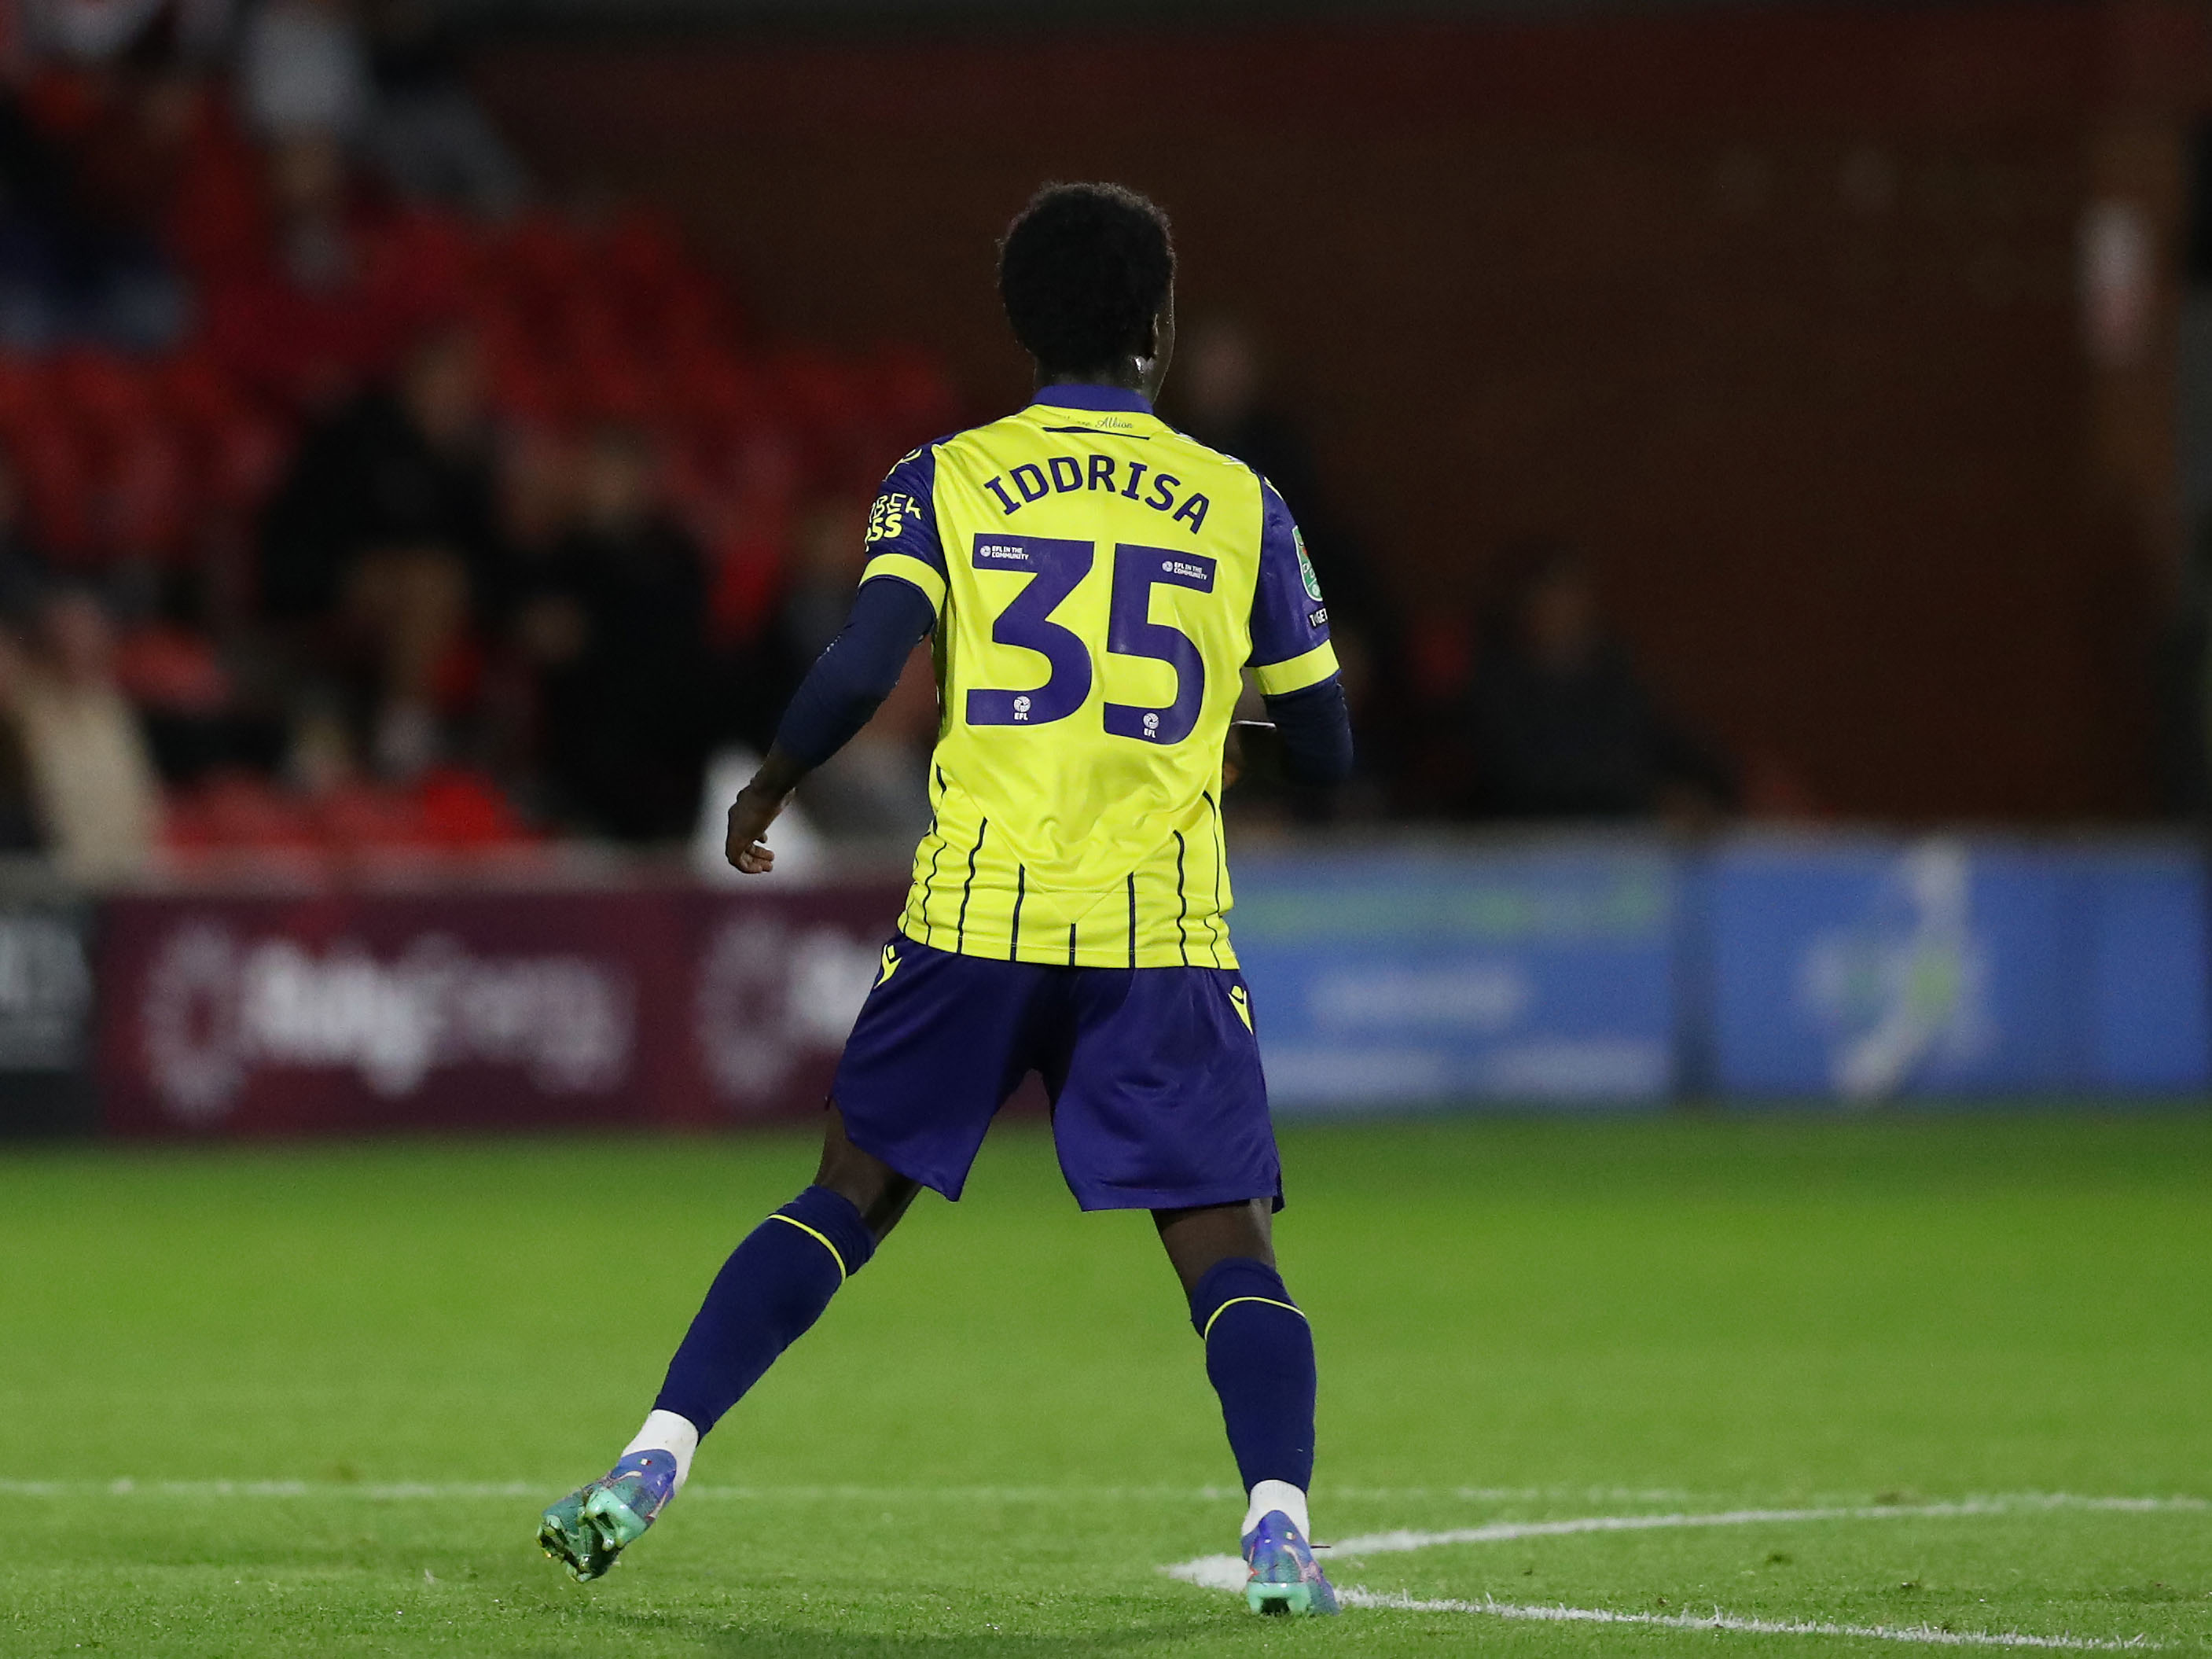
[540,936,1038,1580]
[538,1109,917,1580]
[646,1105,921,1455]
[1155,1198,1333,1615]
[1046,965,1336,1615]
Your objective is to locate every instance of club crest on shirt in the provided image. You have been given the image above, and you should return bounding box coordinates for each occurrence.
[1294,528,1323,601]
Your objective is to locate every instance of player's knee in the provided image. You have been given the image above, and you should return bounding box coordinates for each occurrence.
[1154,1198,1275,1295]
[815,1102,924,1238]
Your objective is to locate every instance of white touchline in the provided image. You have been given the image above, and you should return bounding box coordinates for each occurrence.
[1169,1493,2207,1584]
[1332,1591,2163,1651]
[1325,1495,2210,1558]
[1163,1494,2203,1650]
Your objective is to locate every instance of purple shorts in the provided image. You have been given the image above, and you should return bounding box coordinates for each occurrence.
[830,935,1281,1212]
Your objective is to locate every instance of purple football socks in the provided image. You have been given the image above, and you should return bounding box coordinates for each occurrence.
[652,1185,877,1434]
[1189,1256,1317,1493]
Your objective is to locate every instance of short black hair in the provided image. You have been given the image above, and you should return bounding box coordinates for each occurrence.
[998,183,1174,376]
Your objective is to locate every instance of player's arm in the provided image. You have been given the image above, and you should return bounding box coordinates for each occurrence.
[1233,680,1354,789]
[1239,480,1354,790]
[727,451,946,874]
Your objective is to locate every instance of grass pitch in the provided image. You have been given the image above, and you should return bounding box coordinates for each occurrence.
[2,1112,2208,1656]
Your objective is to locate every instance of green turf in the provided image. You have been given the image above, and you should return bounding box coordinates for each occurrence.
[2,1113,2209,1656]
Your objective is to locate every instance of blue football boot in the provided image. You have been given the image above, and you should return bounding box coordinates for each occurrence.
[538,1450,679,1581]
[1241,1510,1340,1616]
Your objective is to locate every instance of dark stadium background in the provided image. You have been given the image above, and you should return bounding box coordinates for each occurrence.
[0,0,2206,1136]
[4,6,2210,1656]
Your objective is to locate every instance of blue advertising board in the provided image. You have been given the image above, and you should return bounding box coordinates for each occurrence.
[1707,837,2209,1099]
[2087,848,2212,1091]
[1229,843,1678,1112]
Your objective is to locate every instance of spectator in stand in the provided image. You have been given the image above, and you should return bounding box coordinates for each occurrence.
[362,0,525,217]
[2,585,163,879]
[237,0,524,218]
[203,129,454,408]
[0,448,50,624]
[1167,316,1401,802]
[237,0,372,142]
[1462,543,1736,826]
[0,633,46,855]
[0,83,80,345]
[20,0,233,67]
[505,425,711,841]
[0,62,193,349]
[258,322,497,778]
[0,452,49,855]
[213,132,372,403]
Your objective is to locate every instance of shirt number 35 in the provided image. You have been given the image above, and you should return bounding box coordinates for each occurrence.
[964,534,1215,744]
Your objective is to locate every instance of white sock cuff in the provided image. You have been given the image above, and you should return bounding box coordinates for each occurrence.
[1242,1478,1310,1539]
[622,1409,701,1492]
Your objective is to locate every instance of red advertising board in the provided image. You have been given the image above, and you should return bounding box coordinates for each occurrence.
[95,883,909,1136]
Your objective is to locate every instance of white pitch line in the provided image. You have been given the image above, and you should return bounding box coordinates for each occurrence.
[1336,1591,2164,1651]
[1328,1495,2211,1558]
[1167,1494,2208,1587]
[1165,1495,2203,1650]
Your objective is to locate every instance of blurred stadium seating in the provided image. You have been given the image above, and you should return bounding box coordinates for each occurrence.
[0,0,2206,1137]
[0,57,958,872]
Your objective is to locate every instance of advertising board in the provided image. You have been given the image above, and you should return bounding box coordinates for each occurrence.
[97,884,907,1136]
[1707,837,2209,1099]
[84,836,2208,1132]
[1231,843,1678,1111]
[0,890,97,1135]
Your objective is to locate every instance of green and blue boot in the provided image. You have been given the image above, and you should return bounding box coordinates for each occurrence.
[1241,1510,1340,1616]
[538,1451,679,1581]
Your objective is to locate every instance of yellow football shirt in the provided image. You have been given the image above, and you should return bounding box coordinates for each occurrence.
[858,384,1339,969]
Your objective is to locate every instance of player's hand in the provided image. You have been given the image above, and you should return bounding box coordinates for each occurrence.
[725,781,788,874]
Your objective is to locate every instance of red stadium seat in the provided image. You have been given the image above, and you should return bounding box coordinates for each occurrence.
[417,767,532,848]
[163,771,318,855]
[112,624,234,715]
[5,420,97,561]
[101,419,191,557]
[49,351,192,559]
[311,780,427,852]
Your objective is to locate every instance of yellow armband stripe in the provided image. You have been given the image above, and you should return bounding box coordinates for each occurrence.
[769,1214,848,1283]
[1251,640,1339,697]
[861,554,946,616]
[1200,1295,1307,1341]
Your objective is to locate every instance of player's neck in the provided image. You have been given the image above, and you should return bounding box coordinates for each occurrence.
[1036,351,1167,403]
[1038,370,1146,392]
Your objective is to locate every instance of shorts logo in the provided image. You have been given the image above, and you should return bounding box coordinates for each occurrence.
[876,944,902,987]
[1226,983,1253,1032]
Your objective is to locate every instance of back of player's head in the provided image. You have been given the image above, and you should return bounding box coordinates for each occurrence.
[999,183,1175,377]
